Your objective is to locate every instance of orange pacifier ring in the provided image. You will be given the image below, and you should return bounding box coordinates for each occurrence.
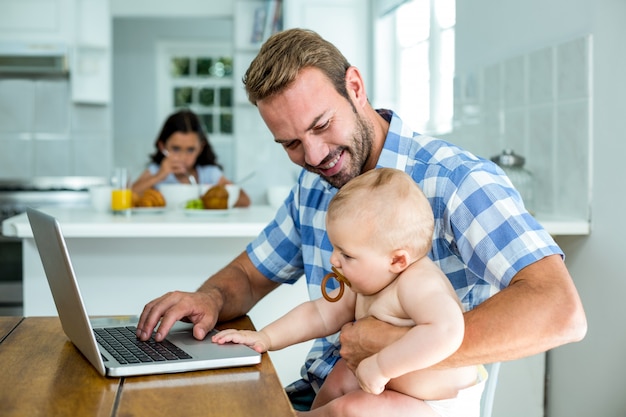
[321,267,351,302]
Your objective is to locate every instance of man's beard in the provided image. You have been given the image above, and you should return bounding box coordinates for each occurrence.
[305,112,375,189]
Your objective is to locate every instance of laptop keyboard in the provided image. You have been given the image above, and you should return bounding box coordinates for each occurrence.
[94,326,192,364]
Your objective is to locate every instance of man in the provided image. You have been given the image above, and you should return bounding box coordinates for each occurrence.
[137,29,586,413]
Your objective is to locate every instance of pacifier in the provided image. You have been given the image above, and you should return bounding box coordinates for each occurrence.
[321,266,352,302]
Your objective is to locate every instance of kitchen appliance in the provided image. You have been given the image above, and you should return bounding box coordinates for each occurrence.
[0,41,69,76]
[0,176,107,315]
[490,149,535,214]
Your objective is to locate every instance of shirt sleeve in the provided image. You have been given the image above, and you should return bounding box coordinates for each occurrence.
[441,162,562,289]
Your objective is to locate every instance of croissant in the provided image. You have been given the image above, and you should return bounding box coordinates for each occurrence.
[201,185,228,209]
[134,189,166,207]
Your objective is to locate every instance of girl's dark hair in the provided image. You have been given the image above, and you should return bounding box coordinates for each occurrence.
[149,109,221,169]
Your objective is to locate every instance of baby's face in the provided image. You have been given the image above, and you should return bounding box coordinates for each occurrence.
[326,217,397,295]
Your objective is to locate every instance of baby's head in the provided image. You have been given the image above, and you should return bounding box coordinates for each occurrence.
[327,168,434,260]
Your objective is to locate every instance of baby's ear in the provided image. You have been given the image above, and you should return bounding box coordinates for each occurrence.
[389,249,411,273]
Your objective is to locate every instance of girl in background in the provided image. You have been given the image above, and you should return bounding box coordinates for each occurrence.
[131,109,250,207]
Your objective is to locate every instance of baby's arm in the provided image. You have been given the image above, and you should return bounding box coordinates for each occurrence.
[213,288,356,352]
[356,263,465,394]
[210,329,271,353]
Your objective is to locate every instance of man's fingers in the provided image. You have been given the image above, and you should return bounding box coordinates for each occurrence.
[136,292,174,340]
[136,291,192,341]
[192,315,217,340]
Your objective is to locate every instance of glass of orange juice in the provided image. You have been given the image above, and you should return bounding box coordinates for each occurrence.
[111,167,132,214]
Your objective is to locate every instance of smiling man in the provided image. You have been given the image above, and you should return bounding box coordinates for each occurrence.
[254,65,382,189]
[137,29,586,416]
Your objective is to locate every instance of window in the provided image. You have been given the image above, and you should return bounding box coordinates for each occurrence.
[375,0,455,134]
[156,42,234,137]
[156,42,235,178]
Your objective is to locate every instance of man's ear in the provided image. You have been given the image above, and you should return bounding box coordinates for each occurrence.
[345,66,368,107]
[389,249,411,274]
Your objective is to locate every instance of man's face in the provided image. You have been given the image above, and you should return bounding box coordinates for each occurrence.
[257,68,374,188]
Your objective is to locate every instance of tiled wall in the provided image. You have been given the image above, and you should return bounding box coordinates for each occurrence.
[0,78,112,179]
[449,35,592,220]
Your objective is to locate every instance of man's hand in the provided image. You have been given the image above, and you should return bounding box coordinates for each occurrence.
[339,317,409,372]
[136,290,220,342]
[135,252,279,344]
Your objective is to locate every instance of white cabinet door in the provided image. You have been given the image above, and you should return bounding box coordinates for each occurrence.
[0,0,74,43]
[71,0,111,104]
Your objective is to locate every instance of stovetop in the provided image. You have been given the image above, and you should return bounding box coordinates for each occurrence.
[0,176,108,192]
[0,176,108,221]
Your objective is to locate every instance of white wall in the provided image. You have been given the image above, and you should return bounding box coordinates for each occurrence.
[551,2,626,416]
[456,1,626,416]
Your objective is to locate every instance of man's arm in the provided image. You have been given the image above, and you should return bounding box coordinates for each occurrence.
[340,254,587,370]
[136,251,279,342]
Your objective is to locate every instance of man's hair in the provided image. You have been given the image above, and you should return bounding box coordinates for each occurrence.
[327,168,434,258]
[243,28,351,105]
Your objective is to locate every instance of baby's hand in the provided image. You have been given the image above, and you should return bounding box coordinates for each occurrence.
[355,354,389,395]
[211,329,271,353]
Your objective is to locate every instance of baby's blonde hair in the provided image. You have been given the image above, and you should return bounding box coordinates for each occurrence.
[327,168,434,259]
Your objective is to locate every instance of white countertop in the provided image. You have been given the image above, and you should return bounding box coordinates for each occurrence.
[2,206,278,238]
[1,205,590,238]
[534,215,591,236]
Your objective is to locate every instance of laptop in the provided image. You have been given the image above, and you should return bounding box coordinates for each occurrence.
[26,208,261,377]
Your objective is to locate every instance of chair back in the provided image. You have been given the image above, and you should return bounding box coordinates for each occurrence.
[480,362,501,417]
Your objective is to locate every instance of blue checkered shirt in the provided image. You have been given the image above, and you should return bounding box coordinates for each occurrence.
[246,109,562,393]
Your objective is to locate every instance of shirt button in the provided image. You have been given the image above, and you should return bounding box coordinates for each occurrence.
[333,350,340,357]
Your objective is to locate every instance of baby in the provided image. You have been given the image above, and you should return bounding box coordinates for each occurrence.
[213,168,485,416]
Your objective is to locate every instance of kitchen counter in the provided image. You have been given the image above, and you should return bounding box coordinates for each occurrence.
[2,205,280,316]
[531,213,590,236]
[2,206,590,239]
[2,205,278,238]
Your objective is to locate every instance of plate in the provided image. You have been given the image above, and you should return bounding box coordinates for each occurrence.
[183,208,231,216]
[131,207,167,214]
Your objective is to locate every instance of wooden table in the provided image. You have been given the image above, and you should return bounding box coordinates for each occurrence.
[0,316,296,417]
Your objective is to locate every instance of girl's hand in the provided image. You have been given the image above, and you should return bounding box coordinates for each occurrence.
[211,329,272,353]
[160,154,188,176]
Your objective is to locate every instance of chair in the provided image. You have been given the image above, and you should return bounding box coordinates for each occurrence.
[480,362,501,417]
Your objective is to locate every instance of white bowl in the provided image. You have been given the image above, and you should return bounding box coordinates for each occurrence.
[159,184,209,209]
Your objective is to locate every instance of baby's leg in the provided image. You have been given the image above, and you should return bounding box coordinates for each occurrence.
[310,359,360,409]
[299,389,440,417]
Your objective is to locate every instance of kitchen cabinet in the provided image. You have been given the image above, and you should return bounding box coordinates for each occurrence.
[71,0,111,104]
[0,0,74,44]
[0,0,113,179]
[0,0,111,104]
